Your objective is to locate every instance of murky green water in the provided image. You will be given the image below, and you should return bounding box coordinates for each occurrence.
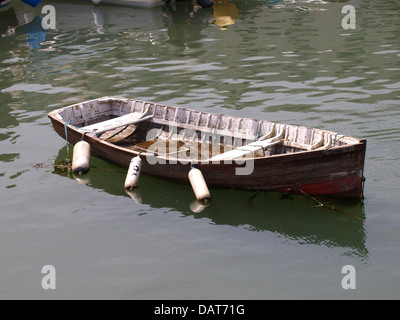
[0,0,399,299]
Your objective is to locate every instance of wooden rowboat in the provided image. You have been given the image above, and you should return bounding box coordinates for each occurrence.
[48,96,367,198]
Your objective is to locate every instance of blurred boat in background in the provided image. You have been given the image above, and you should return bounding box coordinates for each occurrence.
[90,0,164,7]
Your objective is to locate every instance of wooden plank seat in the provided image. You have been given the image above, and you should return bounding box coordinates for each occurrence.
[210,124,285,161]
[81,112,153,136]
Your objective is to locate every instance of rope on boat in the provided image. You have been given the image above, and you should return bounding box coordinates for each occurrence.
[81,131,89,141]
[298,188,326,208]
[53,121,73,173]
[297,188,399,238]
[64,121,71,160]
[361,177,366,199]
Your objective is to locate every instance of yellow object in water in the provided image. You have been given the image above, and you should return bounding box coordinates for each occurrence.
[213,1,239,28]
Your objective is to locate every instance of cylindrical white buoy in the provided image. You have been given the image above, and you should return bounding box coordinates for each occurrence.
[188,167,211,203]
[72,141,91,174]
[125,156,142,190]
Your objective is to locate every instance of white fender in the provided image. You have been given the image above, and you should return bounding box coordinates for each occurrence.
[125,156,142,189]
[188,167,211,203]
[72,141,91,174]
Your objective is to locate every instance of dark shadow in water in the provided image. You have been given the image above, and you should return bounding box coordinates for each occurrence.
[161,0,213,46]
[0,6,18,35]
[53,146,368,260]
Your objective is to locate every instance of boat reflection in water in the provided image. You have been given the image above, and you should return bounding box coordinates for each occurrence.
[2,0,242,45]
[53,146,368,260]
[0,5,18,34]
[0,5,47,48]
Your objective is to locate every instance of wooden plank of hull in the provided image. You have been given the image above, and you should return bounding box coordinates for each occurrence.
[49,114,366,197]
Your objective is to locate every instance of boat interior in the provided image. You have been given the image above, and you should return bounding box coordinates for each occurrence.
[56,97,358,161]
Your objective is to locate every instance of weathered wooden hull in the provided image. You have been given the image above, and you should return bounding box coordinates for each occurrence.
[48,97,366,198]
